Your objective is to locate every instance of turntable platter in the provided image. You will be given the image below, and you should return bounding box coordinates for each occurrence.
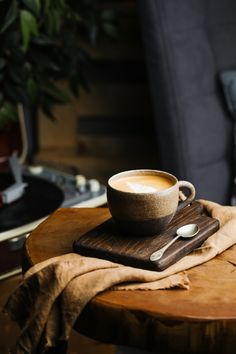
[0,173,64,233]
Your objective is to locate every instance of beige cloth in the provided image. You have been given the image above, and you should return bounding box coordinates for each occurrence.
[3,199,236,354]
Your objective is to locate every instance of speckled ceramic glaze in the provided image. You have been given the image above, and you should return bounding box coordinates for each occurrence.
[107,169,195,236]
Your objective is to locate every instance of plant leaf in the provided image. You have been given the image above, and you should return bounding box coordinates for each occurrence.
[27,78,38,103]
[44,0,51,12]
[0,0,18,34]
[22,0,41,16]
[0,102,18,129]
[30,51,60,72]
[42,83,69,104]
[4,81,28,104]
[102,22,118,39]
[69,77,80,97]
[46,10,62,35]
[52,10,62,33]
[41,96,55,120]
[9,64,29,85]
[101,10,116,21]
[20,10,38,51]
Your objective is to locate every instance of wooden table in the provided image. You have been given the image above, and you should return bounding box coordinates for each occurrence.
[23,208,236,354]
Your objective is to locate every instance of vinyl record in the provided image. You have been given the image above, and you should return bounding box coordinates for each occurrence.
[0,173,64,233]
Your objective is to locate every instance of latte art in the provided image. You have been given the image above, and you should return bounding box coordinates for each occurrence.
[110,174,173,193]
[126,182,157,193]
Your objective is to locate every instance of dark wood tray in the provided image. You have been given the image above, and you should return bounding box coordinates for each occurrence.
[73,201,219,271]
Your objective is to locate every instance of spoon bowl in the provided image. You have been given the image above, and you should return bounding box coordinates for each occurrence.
[150,223,199,262]
[176,224,199,238]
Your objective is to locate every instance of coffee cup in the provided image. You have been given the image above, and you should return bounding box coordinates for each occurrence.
[107,169,195,236]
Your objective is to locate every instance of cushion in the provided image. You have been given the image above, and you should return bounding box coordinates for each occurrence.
[138,0,235,204]
[219,70,236,205]
[219,70,236,121]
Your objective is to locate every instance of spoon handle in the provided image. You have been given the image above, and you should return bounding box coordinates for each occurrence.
[150,235,180,261]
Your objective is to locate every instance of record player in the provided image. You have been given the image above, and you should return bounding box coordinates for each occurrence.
[0,106,106,280]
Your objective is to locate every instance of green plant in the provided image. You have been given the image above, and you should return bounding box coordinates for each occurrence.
[0,0,117,129]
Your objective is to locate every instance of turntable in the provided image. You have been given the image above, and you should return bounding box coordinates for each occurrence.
[0,107,106,279]
[0,160,106,280]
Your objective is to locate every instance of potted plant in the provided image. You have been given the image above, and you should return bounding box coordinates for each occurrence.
[0,0,117,163]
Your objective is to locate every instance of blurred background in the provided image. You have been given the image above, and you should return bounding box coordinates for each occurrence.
[0,0,158,182]
[0,1,157,353]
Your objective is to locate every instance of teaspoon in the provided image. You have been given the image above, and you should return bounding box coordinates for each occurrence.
[150,224,199,262]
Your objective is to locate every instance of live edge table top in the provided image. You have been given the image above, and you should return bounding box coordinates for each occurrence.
[23,208,236,354]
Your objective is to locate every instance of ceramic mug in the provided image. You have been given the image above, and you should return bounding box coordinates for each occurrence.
[107,169,195,236]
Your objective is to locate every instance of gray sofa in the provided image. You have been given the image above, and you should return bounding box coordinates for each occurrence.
[138,0,235,204]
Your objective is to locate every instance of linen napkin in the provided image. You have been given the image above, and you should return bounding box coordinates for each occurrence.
[3,199,236,354]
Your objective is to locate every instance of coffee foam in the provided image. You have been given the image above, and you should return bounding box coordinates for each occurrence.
[111,174,173,193]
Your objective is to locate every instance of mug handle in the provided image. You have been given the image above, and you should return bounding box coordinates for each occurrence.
[177,180,196,210]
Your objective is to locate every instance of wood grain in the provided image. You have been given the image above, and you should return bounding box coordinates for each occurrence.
[73,202,219,271]
[23,206,236,354]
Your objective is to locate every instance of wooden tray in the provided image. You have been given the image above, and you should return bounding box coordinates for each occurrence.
[73,201,219,271]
